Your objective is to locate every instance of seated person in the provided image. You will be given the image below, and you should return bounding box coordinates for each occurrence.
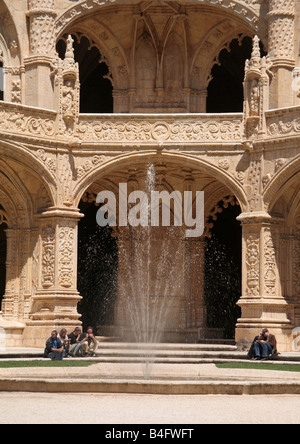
[68,327,83,357]
[44,330,65,361]
[248,328,278,360]
[81,327,99,357]
[58,328,70,357]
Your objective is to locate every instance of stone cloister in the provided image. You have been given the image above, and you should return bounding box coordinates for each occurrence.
[0,0,300,351]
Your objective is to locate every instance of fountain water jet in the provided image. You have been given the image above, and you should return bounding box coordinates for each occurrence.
[117,164,184,379]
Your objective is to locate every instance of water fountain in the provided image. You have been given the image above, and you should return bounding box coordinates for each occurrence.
[116,164,184,379]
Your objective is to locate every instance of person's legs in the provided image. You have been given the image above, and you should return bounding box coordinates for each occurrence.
[88,340,99,356]
[82,342,89,356]
[73,343,83,357]
[253,341,262,359]
[48,351,64,361]
[261,342,273,359]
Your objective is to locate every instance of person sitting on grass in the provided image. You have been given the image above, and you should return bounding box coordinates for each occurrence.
[247,328,278,361]
[44,330,65,361]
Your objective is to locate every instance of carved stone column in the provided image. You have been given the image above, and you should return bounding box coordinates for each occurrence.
[184,238,206,332]
[236,212,292,351]
[1,229,18,319]
[268,0,295,108]
[25,0,57,108]
[181,170,206,340]
[2,227,35,326]
[23,207,83,347]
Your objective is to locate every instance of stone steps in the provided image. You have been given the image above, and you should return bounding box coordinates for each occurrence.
[93,342,241,363]
[1,343,300,364]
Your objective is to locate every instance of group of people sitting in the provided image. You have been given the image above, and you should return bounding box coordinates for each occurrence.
[44,326,278,362]
[44,326,98,361]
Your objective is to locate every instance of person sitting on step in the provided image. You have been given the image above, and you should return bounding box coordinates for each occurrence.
[247,328,278,361]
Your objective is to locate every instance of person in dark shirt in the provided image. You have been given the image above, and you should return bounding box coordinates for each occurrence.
[44,330,65,361]
[68,327,83,357]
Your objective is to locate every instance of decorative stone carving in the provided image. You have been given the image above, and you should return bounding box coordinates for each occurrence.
[243,35,272,139]
[245,234,260,296]
[0,102,56,138]
[27,0,57,56]
[41,225,56,289]
[267,108,300,137]
[267,0,295,65]
[58,225,75,288]
[264,227,278,295]
[56,35,80,136]
[77,116,242,144]
[293,215,300,299]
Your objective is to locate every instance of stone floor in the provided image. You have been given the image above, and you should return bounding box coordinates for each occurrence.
[1,347,300,423]
[1,392,300,424]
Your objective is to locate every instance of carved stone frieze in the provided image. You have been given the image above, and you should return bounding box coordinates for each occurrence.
[77,116,243,144]
[267,108,300,137]
[0,102,56,138]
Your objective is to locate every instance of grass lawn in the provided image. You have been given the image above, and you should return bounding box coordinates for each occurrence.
[216,362,300,373]
[0,360,96,368]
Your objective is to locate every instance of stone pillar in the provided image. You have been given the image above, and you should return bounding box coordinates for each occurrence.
[184,238,206,331]
[25,0,57,108]
[236,212,292,351]
[1,229,18,319]
[23,207,83,347]
[268,0,295,108]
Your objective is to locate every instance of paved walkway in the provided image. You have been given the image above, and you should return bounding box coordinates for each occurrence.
[1,392,300,424]
[1,360,300,423]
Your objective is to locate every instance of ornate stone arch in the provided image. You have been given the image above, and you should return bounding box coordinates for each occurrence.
[0,33,10,65]
[0,0,21,63]
[55,0,264,40]
[263,154,300,214]
[191,22,254,89]
[56,20,129,91]
[0,0,23,102]
[0,160,33,229]
[0,139,57,207]
[73,151,249,212]
[0,192,11,228]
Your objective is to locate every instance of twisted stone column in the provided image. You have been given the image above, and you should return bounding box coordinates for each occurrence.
[268,0,296,108]
[25,0,57,108]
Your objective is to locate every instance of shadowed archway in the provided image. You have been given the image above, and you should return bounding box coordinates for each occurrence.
[207,36,266,113]
[0,208,7,310]
[205,197,242,339]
